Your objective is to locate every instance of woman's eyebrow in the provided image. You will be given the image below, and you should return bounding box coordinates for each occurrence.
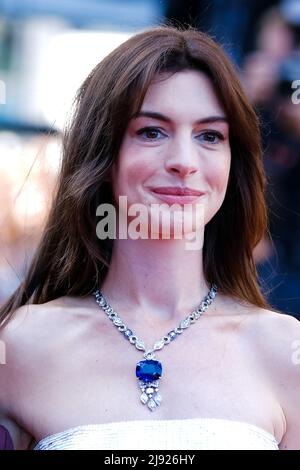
[131,110,228,125]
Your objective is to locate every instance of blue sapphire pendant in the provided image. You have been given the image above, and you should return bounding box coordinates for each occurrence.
[136,357,162,411]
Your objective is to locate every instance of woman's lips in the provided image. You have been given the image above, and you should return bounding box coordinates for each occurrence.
[149,186,205,204]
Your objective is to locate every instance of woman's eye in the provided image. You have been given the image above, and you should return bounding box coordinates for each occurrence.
[136,127,165,140]
[136,128,224,144]
[198,131,224,144]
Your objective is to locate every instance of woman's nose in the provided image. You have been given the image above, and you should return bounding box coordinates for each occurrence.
[164,134,199,177]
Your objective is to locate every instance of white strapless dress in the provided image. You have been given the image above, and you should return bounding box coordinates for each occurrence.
[33,418,279,450]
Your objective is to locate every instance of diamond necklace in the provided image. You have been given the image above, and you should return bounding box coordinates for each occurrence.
[93,284,217,412]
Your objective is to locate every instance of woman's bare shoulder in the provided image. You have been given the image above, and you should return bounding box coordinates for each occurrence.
[242,306,300,449]
[0,296,94,390]
[237,304,300,368]
[0,295,94,449]
[0,298,69,382]
[242,305,300,352]
[1,295,94,344]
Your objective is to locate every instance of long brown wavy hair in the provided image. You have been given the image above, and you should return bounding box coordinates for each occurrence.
[0,23,269,327]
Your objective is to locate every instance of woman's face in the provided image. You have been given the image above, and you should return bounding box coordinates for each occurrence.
[111,70,231,239]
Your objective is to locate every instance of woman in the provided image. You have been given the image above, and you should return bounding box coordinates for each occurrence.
[0,24,299,451]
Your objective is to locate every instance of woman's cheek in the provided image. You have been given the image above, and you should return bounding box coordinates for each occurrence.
[206,170,228,193]
[208,155,231,192]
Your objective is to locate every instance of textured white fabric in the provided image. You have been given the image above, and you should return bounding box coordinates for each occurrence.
[33,418,279,450]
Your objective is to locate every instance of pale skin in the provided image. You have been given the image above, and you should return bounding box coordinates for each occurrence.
[0,71,300,450]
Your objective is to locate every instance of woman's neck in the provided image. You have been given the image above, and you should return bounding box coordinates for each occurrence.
[100,237,209,322]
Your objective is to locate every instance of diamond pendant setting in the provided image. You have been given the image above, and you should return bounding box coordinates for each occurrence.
[136,355,162,411]
[93,285,218,413]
